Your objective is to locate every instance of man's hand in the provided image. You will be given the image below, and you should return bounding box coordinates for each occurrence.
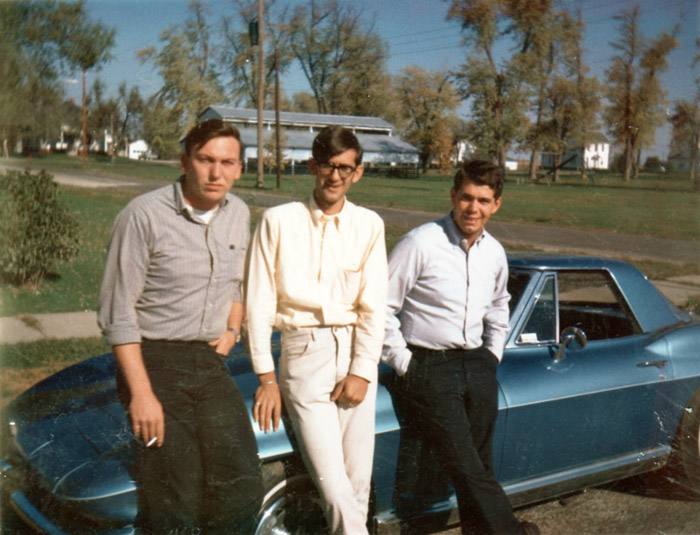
[130,392,165,448]
[253,372,281,433]
[208,329,238,356]
[331,374,369,408]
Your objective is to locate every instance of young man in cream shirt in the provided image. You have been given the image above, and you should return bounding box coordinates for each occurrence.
[246,126,387,534]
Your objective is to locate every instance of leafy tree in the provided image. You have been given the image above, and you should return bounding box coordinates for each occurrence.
[0,1,79,156]
[89,79,144,160]
[284,0,393,116]
[668,38,699,188]
[394,66,459,173]
[669,100,700,187]
[52,0,115,167]
[138,0,225,133]
[220,0,294,108]
[291,92,319,113]
[605,6,678,181]
[448,0,529,171]
[142,98,182,160]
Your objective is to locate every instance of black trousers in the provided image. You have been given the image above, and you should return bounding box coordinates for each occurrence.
[391,346,522,535]
[117,340,264,535]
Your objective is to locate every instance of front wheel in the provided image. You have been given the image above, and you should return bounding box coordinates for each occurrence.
[255,463,329,535]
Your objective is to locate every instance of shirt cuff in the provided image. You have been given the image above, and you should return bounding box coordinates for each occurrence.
[349,355,378,383]
[381,347,413,376]
[250,352,276,376]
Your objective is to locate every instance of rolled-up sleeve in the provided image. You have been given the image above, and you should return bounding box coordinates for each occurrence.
[97,207,150,346]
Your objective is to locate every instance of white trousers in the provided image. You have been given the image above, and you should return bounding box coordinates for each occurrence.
[280,326,377,535]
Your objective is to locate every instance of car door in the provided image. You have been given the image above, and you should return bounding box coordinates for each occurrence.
[495,269,674,490]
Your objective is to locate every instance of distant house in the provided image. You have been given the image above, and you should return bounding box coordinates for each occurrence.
[128,140,150,160]
[541,142,610,170]
[198,106,420,170]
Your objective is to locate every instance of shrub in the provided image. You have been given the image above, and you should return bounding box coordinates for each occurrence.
[0,169,79,286]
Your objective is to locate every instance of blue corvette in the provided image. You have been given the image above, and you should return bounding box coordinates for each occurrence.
[2,254,699,534]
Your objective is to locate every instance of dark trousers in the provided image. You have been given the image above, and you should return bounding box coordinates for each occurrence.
[117,340,264,535]
[392,346,522,535]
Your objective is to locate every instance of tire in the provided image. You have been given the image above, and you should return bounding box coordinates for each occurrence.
[255,462,329,535]
[672,388,700,497]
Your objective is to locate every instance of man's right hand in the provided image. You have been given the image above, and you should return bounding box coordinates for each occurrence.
[130,392,164,448]
[253,372,281,433]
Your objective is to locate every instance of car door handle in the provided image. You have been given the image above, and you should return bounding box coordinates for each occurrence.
[636,360,668,369]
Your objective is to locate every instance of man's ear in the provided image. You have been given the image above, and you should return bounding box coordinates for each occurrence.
[308,158,317,174]
[180,153,189,173]
[351,165,364,184]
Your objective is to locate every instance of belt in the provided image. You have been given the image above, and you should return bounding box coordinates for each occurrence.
[407,345,481,362]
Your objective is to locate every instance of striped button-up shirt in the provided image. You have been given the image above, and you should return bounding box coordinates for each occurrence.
[382,214,510,376]
[98,179,249,346]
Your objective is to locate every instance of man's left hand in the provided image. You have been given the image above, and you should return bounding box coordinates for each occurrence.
[331,374,369,407]
[209,330,238,356]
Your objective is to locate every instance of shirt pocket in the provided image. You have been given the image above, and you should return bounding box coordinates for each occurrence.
[336,267,362,303]
[221,245,246,282]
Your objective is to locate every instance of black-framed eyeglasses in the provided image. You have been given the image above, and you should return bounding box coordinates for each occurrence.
[317,162,357,179]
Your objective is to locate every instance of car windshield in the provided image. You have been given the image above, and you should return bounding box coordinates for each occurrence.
[507,271,531,316]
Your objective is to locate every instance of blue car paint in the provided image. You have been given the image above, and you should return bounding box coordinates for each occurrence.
[3,255,699,534]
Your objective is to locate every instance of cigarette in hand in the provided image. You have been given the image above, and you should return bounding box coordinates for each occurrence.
[146,437,158,447]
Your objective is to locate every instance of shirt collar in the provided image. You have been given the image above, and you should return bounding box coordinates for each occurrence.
[307,194,350,228]
[174,176,230,216]
[442,212,487,250]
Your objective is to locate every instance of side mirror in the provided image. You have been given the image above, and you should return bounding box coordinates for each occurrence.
[553,326,587,361]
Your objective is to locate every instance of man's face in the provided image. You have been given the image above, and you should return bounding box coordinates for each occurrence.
[450,179,502,244]
[180,136,242,210]
[309,149,363,215]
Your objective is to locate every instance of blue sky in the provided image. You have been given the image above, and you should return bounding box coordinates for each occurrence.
[72,0,699,158]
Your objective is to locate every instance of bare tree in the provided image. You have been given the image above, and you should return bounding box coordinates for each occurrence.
[605,6,678,181]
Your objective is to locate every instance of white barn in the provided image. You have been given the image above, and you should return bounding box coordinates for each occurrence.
[541,143,610,170]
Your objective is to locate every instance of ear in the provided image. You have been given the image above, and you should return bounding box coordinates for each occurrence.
[308,158,317,174]
[450,187,457,205]
[492,196,502,213]
[351,165,364,184]
[180,153,189,173]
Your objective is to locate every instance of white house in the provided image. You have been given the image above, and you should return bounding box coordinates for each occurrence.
[197,106,420,170]
[541,142,610,170]
[128,140,150,160]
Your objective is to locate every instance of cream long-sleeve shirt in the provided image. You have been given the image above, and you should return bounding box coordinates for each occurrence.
[245,195,387,383]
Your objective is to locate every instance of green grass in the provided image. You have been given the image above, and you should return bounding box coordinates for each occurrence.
[0,186,136,316]
[0,161,698,317]
[10,153,699,241]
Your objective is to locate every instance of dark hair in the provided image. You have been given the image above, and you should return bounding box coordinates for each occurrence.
[183,119,244,159]
[312,125,363,165]
[454,160,504,199]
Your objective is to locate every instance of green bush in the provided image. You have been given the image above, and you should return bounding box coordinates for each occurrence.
[0,169,79,286]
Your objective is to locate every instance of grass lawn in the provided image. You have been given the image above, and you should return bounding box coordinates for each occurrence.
[8,153,699,241]
[0,160,698,317]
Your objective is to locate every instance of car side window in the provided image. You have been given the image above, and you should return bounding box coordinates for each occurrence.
[558,270,641,341]
[518,276,556,344]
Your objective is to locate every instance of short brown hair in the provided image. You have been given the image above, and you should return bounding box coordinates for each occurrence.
[454,160,504,199]
[312,125,363,165]
[184,119,243,159]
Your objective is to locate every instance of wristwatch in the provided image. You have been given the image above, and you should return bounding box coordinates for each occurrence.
[227,327,242,344]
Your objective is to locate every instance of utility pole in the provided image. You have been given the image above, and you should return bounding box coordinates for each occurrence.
[275,47,281,189]
[256,0,264,188]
